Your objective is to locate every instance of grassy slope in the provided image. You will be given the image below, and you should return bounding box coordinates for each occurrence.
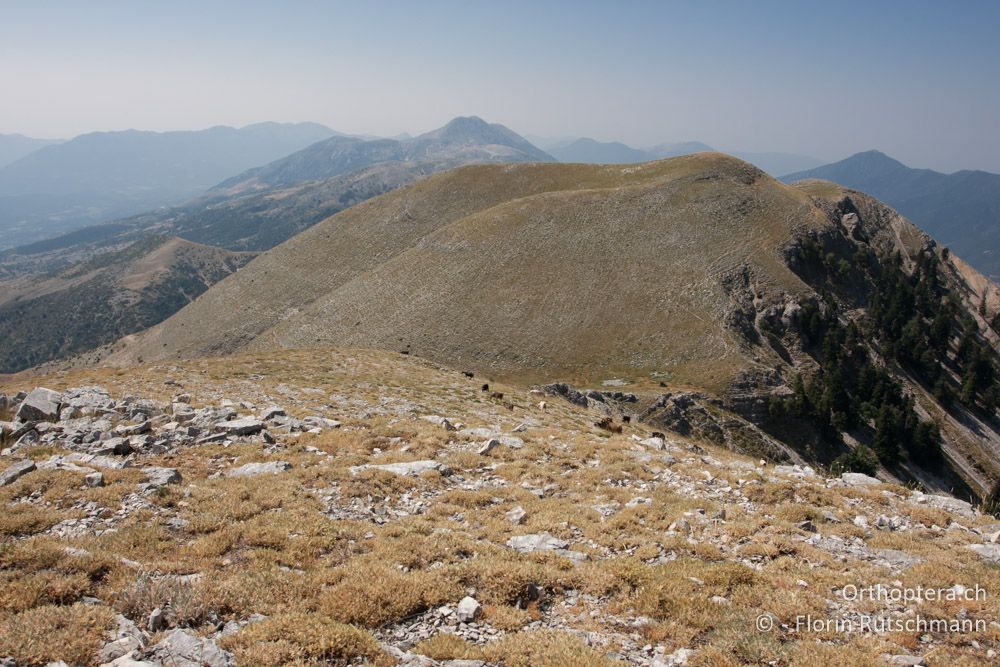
[113,154,830,391]
[1,348,998,666]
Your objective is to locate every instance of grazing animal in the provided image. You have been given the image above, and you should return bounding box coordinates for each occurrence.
[490,391,505,400]
[463,371,475,379]
[652,431,665,439]
[502,400,515,411]
[595,417,623,434]
[481,383,490,392]
[622,415,631,424]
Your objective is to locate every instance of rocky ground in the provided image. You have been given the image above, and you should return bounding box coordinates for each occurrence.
[1,348,999,666]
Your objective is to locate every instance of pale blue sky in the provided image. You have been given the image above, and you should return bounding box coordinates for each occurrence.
[2,0,998,172]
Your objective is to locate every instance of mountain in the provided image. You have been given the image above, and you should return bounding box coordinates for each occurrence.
[784,150,1000,278]
[0,118,556,370]
[0,133,63,168]
[0,117,554,269]
[98,154,1000,499]
[646,141,715,158]
[548,138,651,164]
[214,116,552,192]
[544,138,823,176]
[0,122,339,249]
[0,236,252,372]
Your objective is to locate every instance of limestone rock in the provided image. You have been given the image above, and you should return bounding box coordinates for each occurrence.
[15,387,62,422]
[226,461,291,477]
[0,459,35,486]
[456,596,482,623]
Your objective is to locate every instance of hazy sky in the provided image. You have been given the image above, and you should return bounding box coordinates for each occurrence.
[3,0,999,172]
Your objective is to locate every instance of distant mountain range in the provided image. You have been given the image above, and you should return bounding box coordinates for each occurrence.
[0,117,553,267]
[0,117,555,370]
[544,137,823,175]
[784,150,1000,278]
[0,133,63,168]
[0,122,338,248]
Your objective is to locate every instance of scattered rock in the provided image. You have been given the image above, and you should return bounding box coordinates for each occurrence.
[968,544,1000,564]
[142,467,181,490]
[456,596,482,623]
[144,629,234,667]
[85,471,105,488]
[226,461,292,477]
[215,417,264,436]
[0,459,36,486]
[506,506,527,525]
[148,607,166,632]
[841,472,882,487]
[350,460,448,476]
[477,439,500,456]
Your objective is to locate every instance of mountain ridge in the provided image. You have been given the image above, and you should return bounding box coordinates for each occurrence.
[784,150,1000,278]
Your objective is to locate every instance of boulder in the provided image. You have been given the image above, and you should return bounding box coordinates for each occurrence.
[226,461,292,477]
[142,467,181,489]
[144,629,234,667]
[215,417,264,436]
[0,459,36,486]
[506,532,568,553]
[350,460,448,476]
[506,506,527,525]
[841,472,882,487]
[85,472,105,488]
[456,596,482,623]
[15,387,62,422]
[968,543,1000,564]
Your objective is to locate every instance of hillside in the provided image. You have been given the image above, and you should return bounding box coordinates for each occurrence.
[549,138,651,164]
[784,151,1000,278]
[0,236,253,372]
[1,349,998,666]
[0,122,338,248]
[96,154,1000,501]
[0,133,62,168]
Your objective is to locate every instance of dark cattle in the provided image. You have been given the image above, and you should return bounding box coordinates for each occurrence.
[502,401,515,411]
[652,431,665,439]
[463,371,475,379]
[595,417,623,434]
[622,415,631,424]
[490,391,505,400]
[481,383,490,392]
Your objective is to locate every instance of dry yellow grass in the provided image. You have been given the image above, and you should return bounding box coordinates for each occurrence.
[1,348,998,665]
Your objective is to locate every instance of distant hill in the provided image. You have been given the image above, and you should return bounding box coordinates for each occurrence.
[0,236,253,372]
[0,122,338,248]
[548,138,651,163]
[0,133,63,168]
[543,137,822,175]
[784,150,1000,278]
